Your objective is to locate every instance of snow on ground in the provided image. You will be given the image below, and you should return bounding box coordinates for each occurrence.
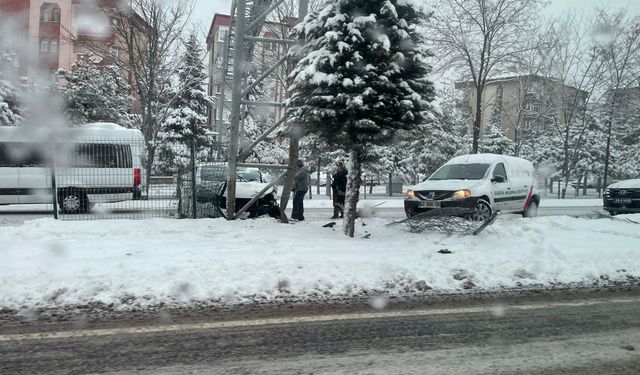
[1,214,639,311]
[0,197,603,213]
[303,198,603,209]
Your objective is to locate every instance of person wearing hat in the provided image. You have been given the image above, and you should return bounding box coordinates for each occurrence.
[331,161,348,219]
[291,159,310,221]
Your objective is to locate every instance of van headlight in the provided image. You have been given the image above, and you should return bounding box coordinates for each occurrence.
[451,189,471,200]
[406,189,415,199]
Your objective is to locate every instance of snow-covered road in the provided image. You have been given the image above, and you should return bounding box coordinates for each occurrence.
[1,214,639,311]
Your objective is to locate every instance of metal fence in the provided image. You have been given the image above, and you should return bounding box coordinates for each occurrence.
[48,139,180,221]
[0,136,233,221]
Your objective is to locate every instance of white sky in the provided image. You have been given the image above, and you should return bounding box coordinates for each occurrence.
[192,0,640,29]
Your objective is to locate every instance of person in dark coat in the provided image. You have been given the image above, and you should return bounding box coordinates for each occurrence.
[331,161,348,219]
[291,159,310,221]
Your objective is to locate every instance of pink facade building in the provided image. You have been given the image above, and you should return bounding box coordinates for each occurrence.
[1,0,120,74]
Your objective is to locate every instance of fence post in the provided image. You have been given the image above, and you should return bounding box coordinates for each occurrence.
[363,176,367,200]
[557,180,561,199]
[177,172,183,218]
[50,150,59,220]
[316,157,321,196]
[190,139,197,219]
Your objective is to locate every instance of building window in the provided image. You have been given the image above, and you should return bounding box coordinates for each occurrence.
[41,7,50,22]
[525,101,541,113]
[50,39,58,53]
[108,45,120,58]
[40,38,49,52]
[523,119,538,131]
[216,85,222,94]
[218,28,228,42]
[52,7,61,22]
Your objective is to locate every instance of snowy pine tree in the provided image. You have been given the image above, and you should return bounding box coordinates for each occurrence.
[243,116,289,165]
[412,93,469,176]
[574,114,607,182]
[155,35,214,175]
[479,105,513,155]
[57,56,133,126]
[0,48,21,126]
[289,0,435,237]
[238,69,289,165]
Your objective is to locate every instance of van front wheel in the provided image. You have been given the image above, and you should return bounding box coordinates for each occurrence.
[472,200,493,222]
[59,189,88,214]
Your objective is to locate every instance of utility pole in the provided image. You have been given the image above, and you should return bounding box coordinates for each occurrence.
[226,0,248,218]
[224,0,309,220]
[278,0,308,223]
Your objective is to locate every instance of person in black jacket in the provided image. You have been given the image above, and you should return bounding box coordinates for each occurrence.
[331,161,348,219]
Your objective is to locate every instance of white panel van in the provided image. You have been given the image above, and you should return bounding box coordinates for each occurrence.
[405,154,540,221]
[0,123,146,214]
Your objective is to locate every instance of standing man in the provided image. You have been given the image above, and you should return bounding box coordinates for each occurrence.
[331,161,348,219]
[291,159,310,221]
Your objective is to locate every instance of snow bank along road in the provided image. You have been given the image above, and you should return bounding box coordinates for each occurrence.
[0,198,605,224]
[1,291,640,374]
[1,213,639,312]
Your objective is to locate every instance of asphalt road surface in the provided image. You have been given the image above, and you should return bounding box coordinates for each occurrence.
[1,291,639,374]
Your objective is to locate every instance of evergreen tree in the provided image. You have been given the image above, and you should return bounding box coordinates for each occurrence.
[238,69,289,165]
[242,116,289,165]
[57,56,133,126]
[614,98,640,178]
[289,0,435,237]
[479,104,513,155]
[574,114,607,181]
[413,95,469,176]
[0,48,21,126]
[156,35,214,175]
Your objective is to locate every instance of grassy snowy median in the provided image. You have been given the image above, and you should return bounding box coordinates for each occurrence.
[1,215,639,311]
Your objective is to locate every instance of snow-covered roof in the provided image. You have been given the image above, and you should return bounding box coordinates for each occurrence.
[0,123,143,141]
[454,74,589,95]
[447,153,534,169]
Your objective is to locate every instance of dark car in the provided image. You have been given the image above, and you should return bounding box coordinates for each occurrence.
[603,177,640,215]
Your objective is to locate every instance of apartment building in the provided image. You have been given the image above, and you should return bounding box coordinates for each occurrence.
[206,13,295,144]
[455,75,589,140]
[0,0,131,75]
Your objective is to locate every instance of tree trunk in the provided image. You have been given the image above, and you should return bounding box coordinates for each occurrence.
[582,173,588,196]
[343,150,362,238]
[472,87,483,154]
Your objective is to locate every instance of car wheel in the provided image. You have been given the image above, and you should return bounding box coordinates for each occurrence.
[522,201,538,218]
[471,199,493,222]
[59,189,88,214]
[608,211,618,216]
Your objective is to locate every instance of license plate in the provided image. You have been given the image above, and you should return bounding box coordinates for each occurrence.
[614,198,632,204]
[420,200,441,208]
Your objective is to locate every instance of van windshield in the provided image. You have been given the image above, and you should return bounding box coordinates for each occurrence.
[200,166,259,182]
[238,169,261,182]
[429,163,490,181]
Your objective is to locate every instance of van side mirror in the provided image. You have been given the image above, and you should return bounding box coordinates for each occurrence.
[492,175,505,183]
